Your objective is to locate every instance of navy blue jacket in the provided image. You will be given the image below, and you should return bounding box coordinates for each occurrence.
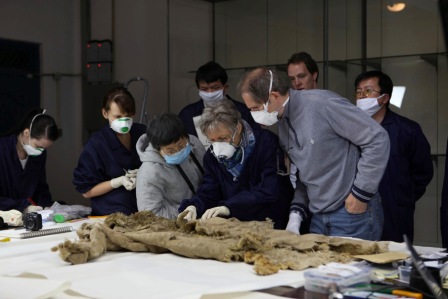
[0,135,53,211]
[178,96,260,137]
[179,128,293,229]
[73,123,146,216]
[380,109,433,243]
[441,138,448,248]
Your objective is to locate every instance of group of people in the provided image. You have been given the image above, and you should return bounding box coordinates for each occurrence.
[283,53,434,243]
[0,54,443,244]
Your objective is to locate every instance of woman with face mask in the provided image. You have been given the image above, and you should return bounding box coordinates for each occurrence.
[178,100,293,229]
[73,87,146,216]
[135,113,205,219]
[0,108,59,213]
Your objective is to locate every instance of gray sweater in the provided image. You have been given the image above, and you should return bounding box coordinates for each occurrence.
[136,134,205,219]
[278,89,390,218]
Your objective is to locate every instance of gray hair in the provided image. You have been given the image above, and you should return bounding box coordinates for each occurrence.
[237,67,291,105]
[200,100,241,136]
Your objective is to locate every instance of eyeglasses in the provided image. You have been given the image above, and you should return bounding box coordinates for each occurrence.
[207,136,232,144]
[160,140,188,156]
[355,88,381,99]
[207,129,237,145]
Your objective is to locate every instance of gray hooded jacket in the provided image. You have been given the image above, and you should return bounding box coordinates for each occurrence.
[136,134,205,219]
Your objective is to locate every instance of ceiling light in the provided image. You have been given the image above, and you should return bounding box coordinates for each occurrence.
[387,3,406,12]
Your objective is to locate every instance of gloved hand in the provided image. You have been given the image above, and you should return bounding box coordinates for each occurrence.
[201,206,230,220]
[23,205,43,214]
[0,210,22,226]
[124,169,138,179]
[285,212,302,235]
[177,205,197,221]
[110,176,135,190]
[124,177,136,191]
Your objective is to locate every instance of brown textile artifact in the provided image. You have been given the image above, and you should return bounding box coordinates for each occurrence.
[51,211,389,275]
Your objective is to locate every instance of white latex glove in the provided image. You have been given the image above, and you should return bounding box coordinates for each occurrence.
[111,176,135,190]
[178,205,197,221]
[285,212,302,235]
[123,177,136,191]
[0,209,23,226]
[23,205,43,214]
[124,169,138,179]
[201,206,230,220]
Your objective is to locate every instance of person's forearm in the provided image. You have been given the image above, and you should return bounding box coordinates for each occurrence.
[82,181,114,198]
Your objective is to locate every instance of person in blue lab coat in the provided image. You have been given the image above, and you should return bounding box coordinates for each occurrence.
[178,61,260,146]
[354,70,434,243]
[178,100,293,229]
[0,108,59,213]
[73,87,146,216]
[441,138,448,249]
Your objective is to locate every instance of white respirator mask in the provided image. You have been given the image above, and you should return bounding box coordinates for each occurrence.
[110,117,133,134]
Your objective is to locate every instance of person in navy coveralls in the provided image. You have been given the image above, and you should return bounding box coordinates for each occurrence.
[0,108,59,213]
[354,71,433,243]
[178,100,292,229]
[73,87,146,216]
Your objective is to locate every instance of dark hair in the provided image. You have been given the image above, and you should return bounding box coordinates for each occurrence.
[354,70,394,107]
[16,108,59,141]
[195,61,228,88]
[102,87,136,115]
[146,113,188,150]
[287,52,319,82]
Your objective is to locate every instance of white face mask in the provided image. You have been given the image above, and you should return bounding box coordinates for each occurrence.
[250,70,289,126]
[22,110,46,156]
[250,100,288,126]
[199,89,225,104]
[356,94,385,116]
[22,142,44,156]
[212,142,237,160]
[110,117,133,134]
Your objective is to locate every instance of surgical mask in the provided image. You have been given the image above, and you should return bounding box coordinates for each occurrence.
[212,142,238,160]
[162,143,191,165]
[356,94,385,116]
[110,117,133,134]
[22,110,46,156]
[199,89,225,103]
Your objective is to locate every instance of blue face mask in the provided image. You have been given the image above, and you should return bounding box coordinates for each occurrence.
[162,143,192,165]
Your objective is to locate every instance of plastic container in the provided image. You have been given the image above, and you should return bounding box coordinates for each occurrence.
[398,265,412,283]
[304,262,372,294]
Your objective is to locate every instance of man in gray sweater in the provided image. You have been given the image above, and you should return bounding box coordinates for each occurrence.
[238,67,390,241]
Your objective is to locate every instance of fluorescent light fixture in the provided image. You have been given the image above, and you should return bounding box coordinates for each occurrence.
[387,3,406,12]
[390,86,406,108]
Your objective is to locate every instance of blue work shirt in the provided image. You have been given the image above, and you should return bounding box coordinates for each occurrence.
[0,135,53,212]
[379,109,433,243]
[73,123,146,216]
[179,128,293,229]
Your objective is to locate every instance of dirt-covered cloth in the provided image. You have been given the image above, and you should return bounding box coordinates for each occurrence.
[51,211,389,275]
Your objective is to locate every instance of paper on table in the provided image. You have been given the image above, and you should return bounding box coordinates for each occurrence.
[0,276,71,299]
